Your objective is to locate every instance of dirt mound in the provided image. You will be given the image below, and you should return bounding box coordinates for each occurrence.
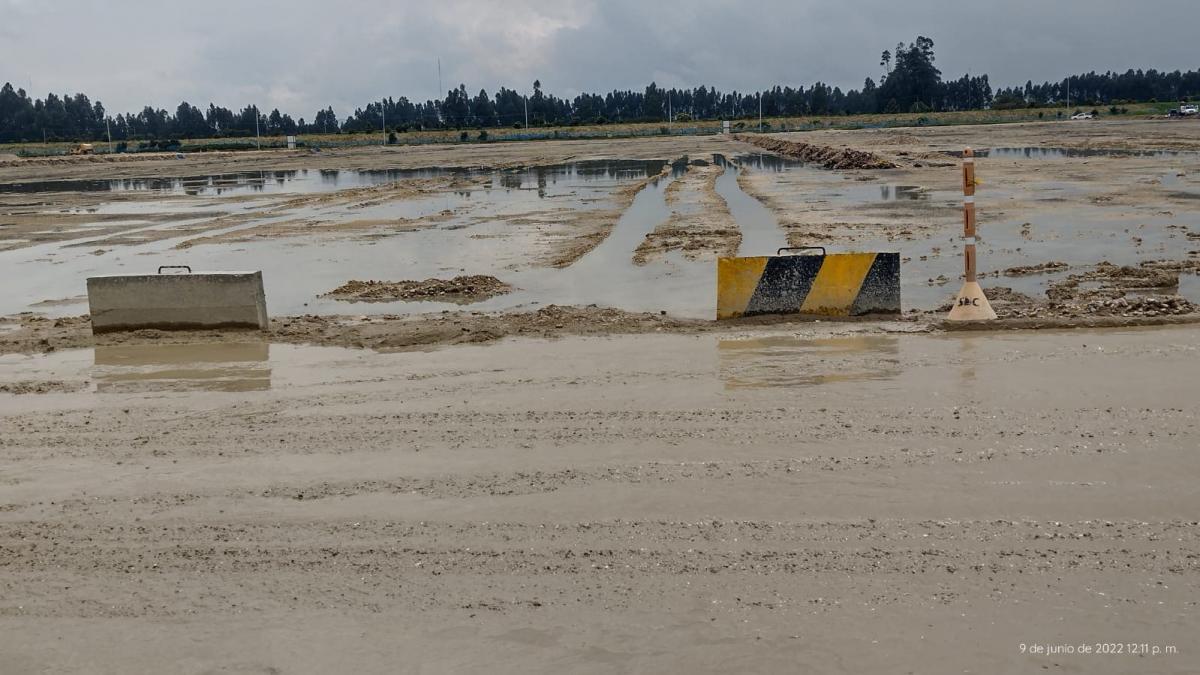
[253,305,710,352]
[1047,262,1179,302]
[1002,261,1069,277]
[982,286,1039,305]
[735,135,896,170]
[324,275,513,304]
[0,306,709,355]
[1078,295,1196,317]
[1140,258,1200,274]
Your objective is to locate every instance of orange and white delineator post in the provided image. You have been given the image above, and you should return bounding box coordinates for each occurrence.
[947,147,997,321]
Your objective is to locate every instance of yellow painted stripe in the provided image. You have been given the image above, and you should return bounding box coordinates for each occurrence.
[799,253,877,316]
[716,256,768,319]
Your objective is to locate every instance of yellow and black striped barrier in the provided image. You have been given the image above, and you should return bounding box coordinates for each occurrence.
[717,247,900,320]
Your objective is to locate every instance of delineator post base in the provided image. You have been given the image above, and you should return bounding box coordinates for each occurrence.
[947,281,997,321]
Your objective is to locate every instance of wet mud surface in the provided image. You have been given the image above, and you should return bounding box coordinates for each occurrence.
[5,120,1200,321]
[1,326,1198,673]
[4,119,1200,671]
[633,160,740,264]
[0,306,715,356]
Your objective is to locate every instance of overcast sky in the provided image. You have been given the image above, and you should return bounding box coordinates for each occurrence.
[3,0,1196,119]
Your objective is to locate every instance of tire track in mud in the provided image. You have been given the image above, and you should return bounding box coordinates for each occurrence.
[633,162,740,264]
[4,401,1191,523]
[0,405,1188,461]
[2,517,1196,618]
[540,164,673,268]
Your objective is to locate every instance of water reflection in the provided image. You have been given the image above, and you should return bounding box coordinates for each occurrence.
[718,335,900,389]
[0,160,684,197]
[719,152,806,172]
[879,185,928,201]
[712,154,788,256]
[92,342,270,392]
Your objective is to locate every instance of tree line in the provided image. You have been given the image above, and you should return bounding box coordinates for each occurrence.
[2,37,1199,143]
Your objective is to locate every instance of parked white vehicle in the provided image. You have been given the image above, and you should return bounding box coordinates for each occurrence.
[1180,104,1198,115]
[1070,112,1094,120]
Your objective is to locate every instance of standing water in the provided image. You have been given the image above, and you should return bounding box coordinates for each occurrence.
[713,155,789,257]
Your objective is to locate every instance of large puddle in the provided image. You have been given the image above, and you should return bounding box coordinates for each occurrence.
[1,335,880,395]
[5,147,1198,320]
[0,160,678,196]
[3,334,906,395]
[718,335,901,388]
[714,154,789,256]
[0,155,783,319]
[0,341,369,393]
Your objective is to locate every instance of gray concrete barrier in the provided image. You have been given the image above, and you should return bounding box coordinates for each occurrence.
[86,270,268,333]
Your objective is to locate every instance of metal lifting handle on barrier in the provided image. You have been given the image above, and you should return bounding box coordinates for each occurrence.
[776,246,826,256]
[158,265,193,274]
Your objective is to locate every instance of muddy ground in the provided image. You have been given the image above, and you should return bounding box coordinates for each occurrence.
[634,159,740,264]
[4,119,1199,320]
[1,325,1198,673]
[3,119,1200,673]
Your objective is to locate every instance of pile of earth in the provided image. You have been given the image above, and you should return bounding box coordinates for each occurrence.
[324,275,513,304]
[1002,261,1070,277]
[1046,262,1179,301]
[735,135,897,170]
[1040,262,1195,318]
[1070,294,1195,317]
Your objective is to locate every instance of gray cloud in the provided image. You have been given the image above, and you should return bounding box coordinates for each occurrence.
[2,0,1196,119]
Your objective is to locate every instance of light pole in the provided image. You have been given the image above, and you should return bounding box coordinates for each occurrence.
[105,116,112,153]
[524,95,529,129]
[382,100,387,146]
[254,105,260,149]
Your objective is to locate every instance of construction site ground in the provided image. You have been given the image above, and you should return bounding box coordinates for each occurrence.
[2,118,1198,673]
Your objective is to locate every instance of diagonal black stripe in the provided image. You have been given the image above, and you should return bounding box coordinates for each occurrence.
[744,255,825,316]
[851,252,901,315]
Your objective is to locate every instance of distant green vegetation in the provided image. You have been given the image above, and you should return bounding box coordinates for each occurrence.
[2,35,1197,147]
[4,103,1170,158]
